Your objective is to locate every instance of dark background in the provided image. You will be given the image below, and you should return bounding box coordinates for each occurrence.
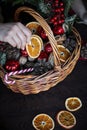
[0,23,87,130]
[0,57,87,130]
[0,1,87,129]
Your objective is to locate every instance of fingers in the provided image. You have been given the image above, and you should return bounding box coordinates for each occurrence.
[4,22,32,50]
[4,28,22,49]
[12,24,27,49]
[5,36,16,48]
[17,22,32,43]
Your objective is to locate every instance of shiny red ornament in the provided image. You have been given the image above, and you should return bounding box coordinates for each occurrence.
[44,43,53,54]
[37,27,48,40]
[38,51,48,61]
[54,0,59,6]
[5,60,20,71]
[21,49,28,57]
[40,29,48,40]
[53,26,64,35]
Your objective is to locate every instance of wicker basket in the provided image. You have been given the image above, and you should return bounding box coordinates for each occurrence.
[0,7,81,95]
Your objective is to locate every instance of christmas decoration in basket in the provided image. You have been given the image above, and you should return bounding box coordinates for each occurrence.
[0,3,81,95]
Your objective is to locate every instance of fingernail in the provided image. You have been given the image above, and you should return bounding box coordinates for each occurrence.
[22,47,25,50]
[26,41,31,45]
[29,41,31,45]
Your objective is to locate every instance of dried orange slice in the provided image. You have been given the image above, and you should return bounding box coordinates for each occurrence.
[26,34,43,58]
[57,45,71,62]
[65,97,82,111]
[57,110,76,129]
[26,21,41,34]
[32,113,55,130]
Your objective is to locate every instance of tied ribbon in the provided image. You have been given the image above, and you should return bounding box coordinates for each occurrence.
[4,68,34,84]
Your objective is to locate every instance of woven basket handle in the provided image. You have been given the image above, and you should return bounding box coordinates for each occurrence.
[14,6,61,69]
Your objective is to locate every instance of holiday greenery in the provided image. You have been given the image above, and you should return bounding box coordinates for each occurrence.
[0,52,6,66]
[0,0,80,74]
[1,0,77,31]
[1,0,74,17]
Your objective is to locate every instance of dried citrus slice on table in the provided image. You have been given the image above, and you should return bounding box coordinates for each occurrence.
[57,45,71,62]
[65,97,82,111]
[32,113,55,130]
[57,110,76,129]
[26,21,41,34]
[26,34,43,58]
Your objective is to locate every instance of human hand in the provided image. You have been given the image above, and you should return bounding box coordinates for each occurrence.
[0,22,32,50]
[82,12,87,24]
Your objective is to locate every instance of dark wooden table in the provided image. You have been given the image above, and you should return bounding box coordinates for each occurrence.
[0,60,87,130]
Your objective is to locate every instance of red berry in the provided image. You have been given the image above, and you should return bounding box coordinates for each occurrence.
[50,18,55,23]
[61,14,65,18]
[54,3,58,7]
[54,21,58,26]
[61,19,64,23]
[60,7,64,12]
[54,8,61,13]
[38,50,48,61]
[55,0,59,3]
[53,16,58,21]
[59,20,62,24]
[60,2,64,6]
[21,49,28,57]
[53,26,64,35]
[59,19,64,24]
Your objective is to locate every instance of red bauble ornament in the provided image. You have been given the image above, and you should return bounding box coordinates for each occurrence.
[5,60,20,71]
[53,26,64,35]
[38,50,48,61]
[37,27,48,40]
[41,31,48,40]
[44,43,53,54]
[21,49,28,57]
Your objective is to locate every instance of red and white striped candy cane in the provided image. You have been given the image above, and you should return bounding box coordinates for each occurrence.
[4,68,34,84]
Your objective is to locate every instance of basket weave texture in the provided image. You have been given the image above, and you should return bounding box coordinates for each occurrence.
[0,7,81,95]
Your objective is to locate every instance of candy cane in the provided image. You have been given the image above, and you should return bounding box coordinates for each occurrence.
[4,68,34,84]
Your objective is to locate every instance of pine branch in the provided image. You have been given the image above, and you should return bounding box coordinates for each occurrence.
[37,0,51,17]
[64,0,74,17]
